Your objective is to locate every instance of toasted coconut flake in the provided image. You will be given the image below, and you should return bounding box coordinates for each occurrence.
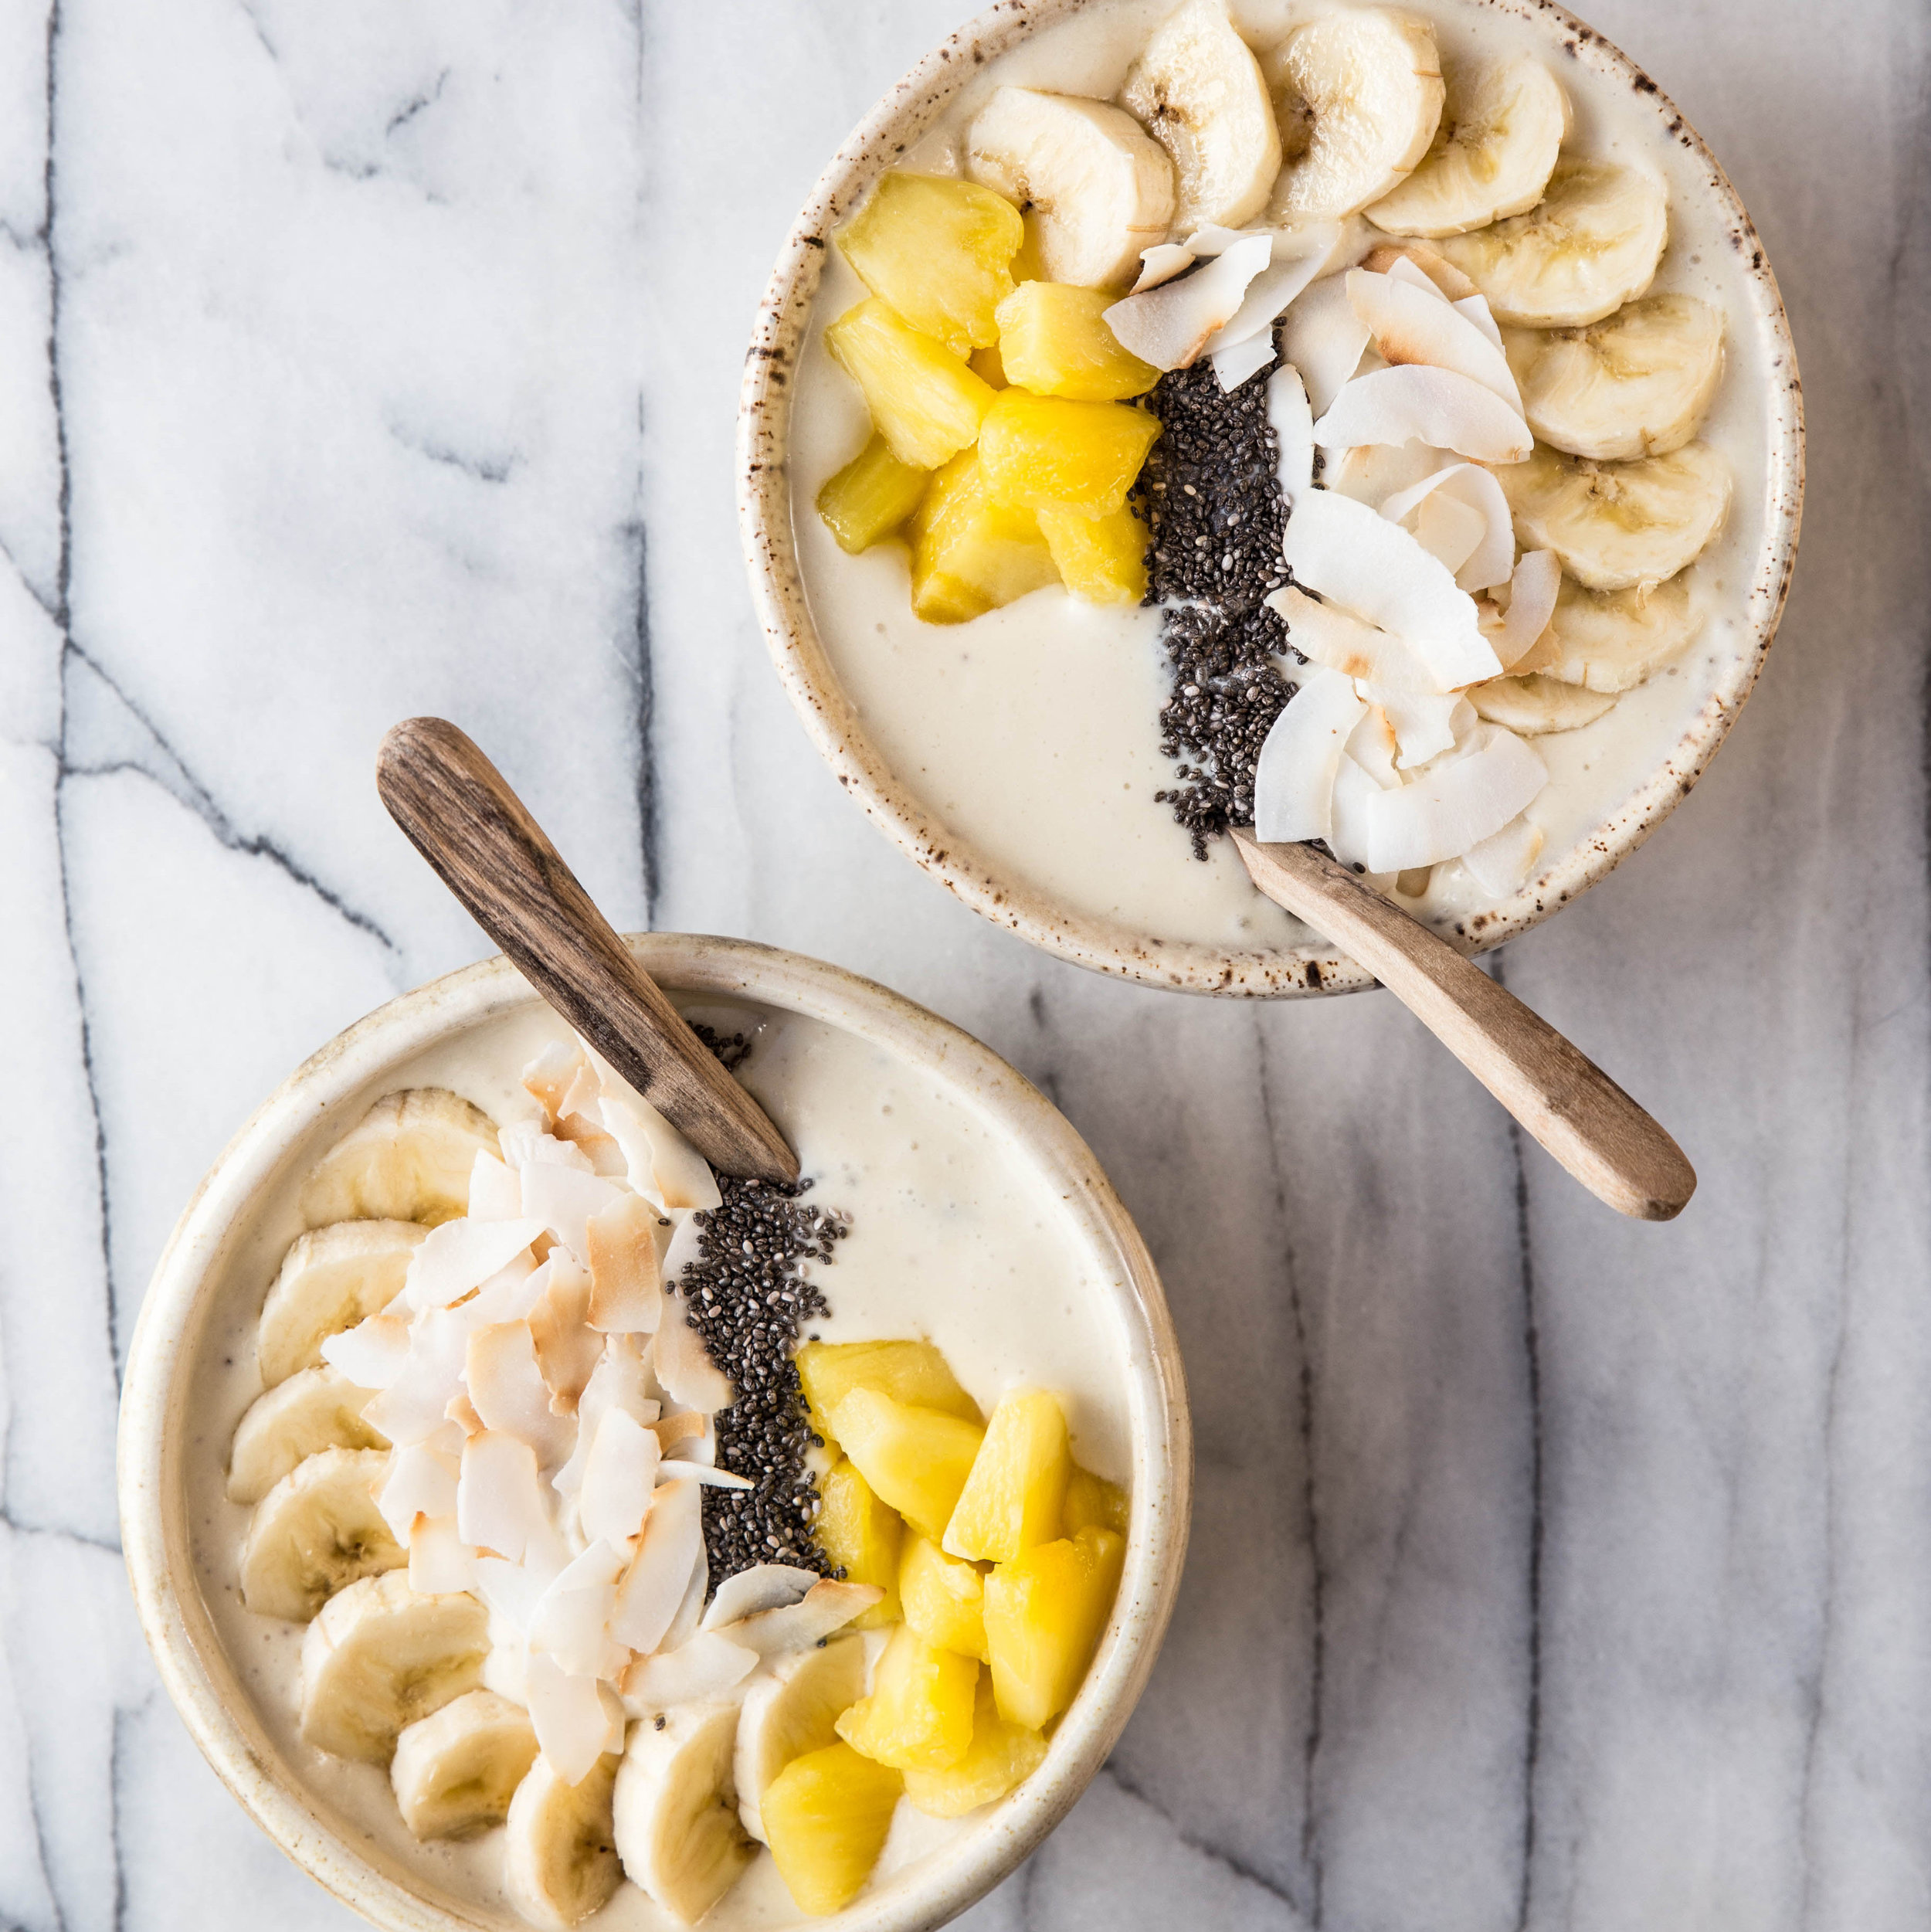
[1379,463,1515,589]
[598,1092,721,1214]
[658,1211,703,1288]
[1363,687,1475,768]
[1132,241,1196,292]
[530,1540,627,1679]
[1492,548,1562,667]
[521,1042,584,1123]
[1346,270,1522,409]
[458,1428,555,1564]
[1268,585,1435,690]
[1362,722,1546,871]
[468,1152,522,1223]
[1454,293,1504,350]
[1322,436,1450,508]
[553,1337,659,1499]
[1212,333,1278,390]
[321,1311,412,1390]
[519,1162,627,1268]
[619,1632,758,1716]
[527,1254,601,1411]
[701,1564,818,1633]
[552,1115,628,1179]
[1267,365,1315,506]
[648,1409,711,1458]
[453,1251,546,1330]
[585,1193,666,1335]
[1326,751,1385,872]
[1278,273,1372,416]
[473,1554,549,1635]
[1103,232,1273,370]
[378,1443,459,1542]
[1379,254,1449,302]
[467,1323,572,1467]
[1281,488,1501,688]
[653,1305,733,1414]
[408,1515,475,1596]
[720,1581,884,1662]
[1315,364,1531,463]
[660,1459,754,1491]
[362,1308,472,1447]
[1362,241,1479,302]
[1463,813,1546,895]
[579,1407,660,1548]
[523,1651,620,1786]
[446,1389,484,1436]
[405,1218,546,1314]
[502,1122,595,1175]
[663,1544,709,1653]
[609,1476,702,1655]
[1252,668,1369,844]
[1206,226,1340,355]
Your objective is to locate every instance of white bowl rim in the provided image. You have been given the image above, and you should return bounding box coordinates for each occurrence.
[118,934,1192,1932]
[736,0,1805,999]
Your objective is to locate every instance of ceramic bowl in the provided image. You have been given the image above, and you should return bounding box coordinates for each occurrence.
[738,0,1804,997]
[119,934,1189,1932]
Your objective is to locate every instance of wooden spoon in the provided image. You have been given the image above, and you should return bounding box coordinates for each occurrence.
[1231,829,1694,1221]
[377,716,799,1184]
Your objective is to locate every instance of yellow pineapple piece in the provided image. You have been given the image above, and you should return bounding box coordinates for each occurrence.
[824,298,996,470]
[835,1621,978,1772]
[836,171,1023,356]
[798,1339,982,1458]
[943,1387,1070,1564]
[982,1526,1124,1730]
[762,1741,903,1917]
[977,392,1161,516]
[969,342,1007,388]
[900,1535,988,1661]
[1061,1464,1130,1537]
[902,1677,1047,1820]
[907,451,1059,627]
[830,1387,986,1540]
[994,284,1159,401]
[1037,504,1149,606]
[813,1458,902,1628]
[816,435,928,555]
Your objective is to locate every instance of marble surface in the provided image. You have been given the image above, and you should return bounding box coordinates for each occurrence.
[1,1,1927,1928]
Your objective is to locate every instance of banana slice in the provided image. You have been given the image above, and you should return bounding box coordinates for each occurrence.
[506,1753,623,1930]
[300,1088,500,1230]
[613,1702,752,1924]
[392,1688,540,1839]
[1366,55,1569,237]
[257,1220,427,1387]
[240,1447,406,1621]
[1264,9,1444,223]
[228,1364,386,1506]
[735,1633,868,1844]
[1512,573,1702,692]
[1122,0,1281,232]
[1468,673,1617,734]
[299,1570,487,1761]
[1504,294,1724,461]
[1436,158,1668,328]
[1497,441,1731,591]
[966,87,1176,290]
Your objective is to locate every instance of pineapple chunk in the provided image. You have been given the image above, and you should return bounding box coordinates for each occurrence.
[829,1387,986,1540]
[824,297,996,470]
[836,171,1023,356]
[1037,504,1149,606]
[994,284,1159,401]
[983,1526,1125,1730]
[1062,1464,1130,1537]
[798,1339,982,1458]
[762,1741,903,1917]
[902,1677,1047,1820]
[977,391,1161,516]
[900,1535,989,1661]
[908,451,1059,627]
[816,435,928,555]
[943,1387,1070,1564]
[813,1458,902,1629]
[836,1621,978,1772]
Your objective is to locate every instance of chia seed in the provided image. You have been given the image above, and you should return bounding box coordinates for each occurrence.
[1137,342,1302,856]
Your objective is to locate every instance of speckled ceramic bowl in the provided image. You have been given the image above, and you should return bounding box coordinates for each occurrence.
[119,935,1189,1932]
[738,0,1804,997]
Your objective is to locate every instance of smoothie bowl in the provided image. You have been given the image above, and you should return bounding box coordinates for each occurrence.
[740,0,1803,996]
[119,935,1187,1931]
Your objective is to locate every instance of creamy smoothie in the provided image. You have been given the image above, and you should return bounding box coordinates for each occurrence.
[185,994,1135,1930]
[787,0,1779,956]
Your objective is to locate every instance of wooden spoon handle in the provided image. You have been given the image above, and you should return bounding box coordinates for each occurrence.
[1232,830,1694,1221]
[378,717,798,1184]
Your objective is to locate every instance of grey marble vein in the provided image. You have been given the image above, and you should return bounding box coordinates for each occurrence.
[1,0,1928,1928]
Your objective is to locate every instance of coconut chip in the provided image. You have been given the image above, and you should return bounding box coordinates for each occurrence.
[1267,585,1436,690]
[1346,270,1522,411]
[1132,241,1196,293]
[467,1322,573,1467]
[1251,669,1369,845]
[701,1564,819,1632]
[404,1218,547,1314]
[362,1308,473,1446]
[1104,232,1273,371]
[457,1428,555,1564]
[653,1301,734,1414]
[579,1407,660,1548]
[1277,273,1372,416]
[320,1310,412,1390]
[1360,723,1548,872]
[585,1192,667,1335]
[523,1652,621,1786]
[1267,365,1315,507]
[717,1581,884,1662]
[529,1540,628,1679]
[597,1088,721,1214]
[467,1151,522,1222]
[661,1459,755,1491]
[407,1515,475,1597]
[1314,364,1532,465]
[619,1631,758,1716]
[1487,548,1562,669]
[1378,464,1515,591]
[608,1476,703,1655]
[378,1442,459,1543]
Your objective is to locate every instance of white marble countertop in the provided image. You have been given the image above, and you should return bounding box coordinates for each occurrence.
[2,1,1926,1927]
